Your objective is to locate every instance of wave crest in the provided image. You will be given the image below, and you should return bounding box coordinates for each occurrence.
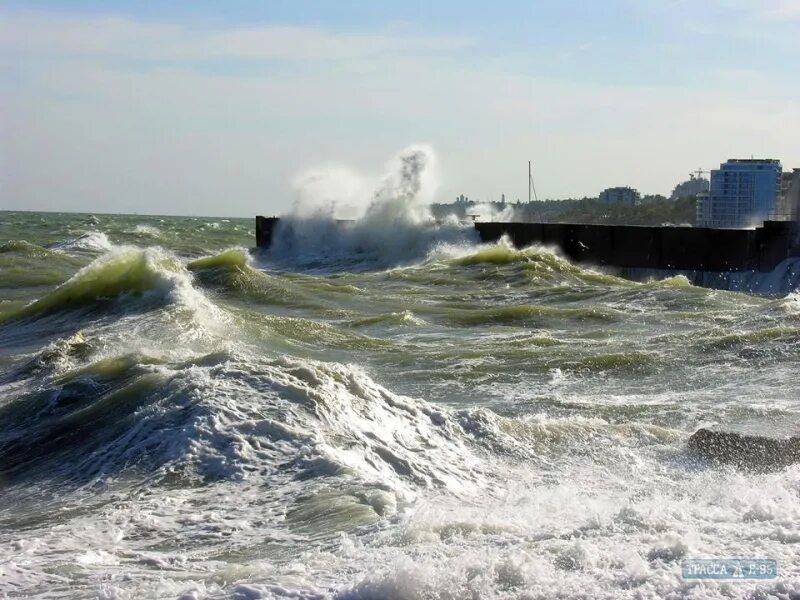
[0,350,532,496]
[0,240,58,258]
[51,231,114,254]
[4,248,197,322]
[187,248,250,272]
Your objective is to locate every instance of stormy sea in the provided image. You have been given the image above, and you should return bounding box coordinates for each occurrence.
[2,149,800,599]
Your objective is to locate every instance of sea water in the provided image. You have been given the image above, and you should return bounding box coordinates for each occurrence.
[1,149,799,599]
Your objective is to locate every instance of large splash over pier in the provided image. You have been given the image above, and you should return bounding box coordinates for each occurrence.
[269,145,476,267]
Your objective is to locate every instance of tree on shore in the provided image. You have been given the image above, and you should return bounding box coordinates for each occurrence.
[431,195,697,226]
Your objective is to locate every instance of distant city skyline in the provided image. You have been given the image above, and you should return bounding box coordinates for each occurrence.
[3,1,800,216]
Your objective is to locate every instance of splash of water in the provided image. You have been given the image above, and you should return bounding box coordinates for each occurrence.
[270,145,475,267]
[468,202,521,222]
[290,144,438,223]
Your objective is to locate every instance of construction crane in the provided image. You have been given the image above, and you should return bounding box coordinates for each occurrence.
[693,168,709,180]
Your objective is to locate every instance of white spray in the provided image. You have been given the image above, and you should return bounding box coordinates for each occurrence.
[468,202,521,222]
[271,145,476,267]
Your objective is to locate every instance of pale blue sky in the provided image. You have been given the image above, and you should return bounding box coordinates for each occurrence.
[2,1,799,216]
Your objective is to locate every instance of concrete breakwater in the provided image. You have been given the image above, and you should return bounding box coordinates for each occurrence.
[471,220,800,272]
[255,216,800,292]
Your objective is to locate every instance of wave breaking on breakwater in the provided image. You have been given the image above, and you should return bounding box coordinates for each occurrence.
[268,145,477,268]
[621,258,800,296]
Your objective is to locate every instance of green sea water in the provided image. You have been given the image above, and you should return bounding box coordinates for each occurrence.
[1,209,799,599]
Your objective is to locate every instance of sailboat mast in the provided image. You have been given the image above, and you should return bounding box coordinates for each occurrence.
[528,160,539,202]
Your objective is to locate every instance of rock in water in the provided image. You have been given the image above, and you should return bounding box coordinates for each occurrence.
[687,428,800,471]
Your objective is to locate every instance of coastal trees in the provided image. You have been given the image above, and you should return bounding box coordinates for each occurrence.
[433,195,697,225]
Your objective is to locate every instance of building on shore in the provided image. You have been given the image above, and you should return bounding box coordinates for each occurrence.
[775,169,800,221]
[670,173,709,200]
[599,186,640,206]
[696,159,782,228]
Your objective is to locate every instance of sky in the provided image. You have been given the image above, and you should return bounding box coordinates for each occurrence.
[2,0,800,217]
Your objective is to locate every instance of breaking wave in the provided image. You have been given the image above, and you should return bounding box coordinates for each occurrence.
[50,231,114,254]
[0,333,675,494]
[1,247,214,324]
[0,345,518,496]
[187,247,250,272]
[428,238,629,287]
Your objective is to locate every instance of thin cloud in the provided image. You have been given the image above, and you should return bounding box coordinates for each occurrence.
[2,6,799,216]
[205,26,473,60]
[0,9,474,62]
[763,0,800,19]
[557,41,596,61]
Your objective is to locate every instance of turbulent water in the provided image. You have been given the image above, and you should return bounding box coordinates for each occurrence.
[2,209,800,600]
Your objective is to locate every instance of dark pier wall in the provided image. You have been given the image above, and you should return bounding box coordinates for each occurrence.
[474,221,800,272]
[255,216,800,273]
[255,216,280,249]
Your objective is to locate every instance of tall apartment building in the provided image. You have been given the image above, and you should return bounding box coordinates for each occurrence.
[775,168,800,220]
[696,159,782,228]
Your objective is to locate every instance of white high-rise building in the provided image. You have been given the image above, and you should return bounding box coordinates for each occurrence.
[776,168,800,221]
[696,159,782,228]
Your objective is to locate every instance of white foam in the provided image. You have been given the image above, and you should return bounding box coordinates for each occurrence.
[629,257,800,297]
[5,345,800,598]
[8,215,800,599]
[128,224,161,237]
[270,145,477,268]
[51,231,114,254]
